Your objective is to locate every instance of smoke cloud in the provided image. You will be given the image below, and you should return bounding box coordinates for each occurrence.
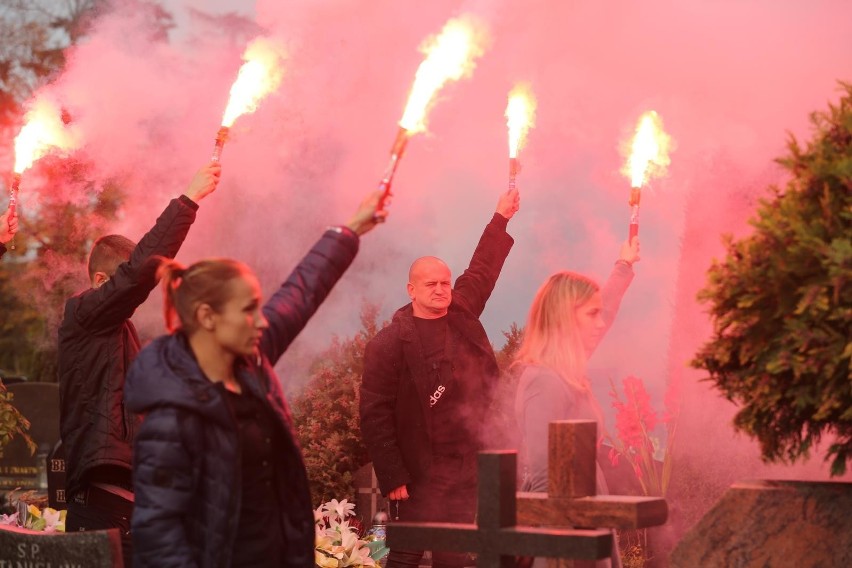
[6,0,851,537]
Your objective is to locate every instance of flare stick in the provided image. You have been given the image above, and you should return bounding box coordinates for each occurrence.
[509,158,520,192]
[377,127,410,212]
[211,127,230,163]
[628,187,640,240]
[8,174,21,250]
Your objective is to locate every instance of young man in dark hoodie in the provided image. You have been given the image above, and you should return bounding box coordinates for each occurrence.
[57,161,220,564]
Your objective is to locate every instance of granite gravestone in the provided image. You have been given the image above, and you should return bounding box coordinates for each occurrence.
[48,441,67,510]
[670,479,852,567]
[0,524,123,568]
[0,383,60,492]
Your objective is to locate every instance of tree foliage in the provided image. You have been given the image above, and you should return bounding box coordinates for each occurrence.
[484,323,525,451]
[290,304,384,507]
[0,0,106,129]
[0,0,172,382]
[692,83,852,476]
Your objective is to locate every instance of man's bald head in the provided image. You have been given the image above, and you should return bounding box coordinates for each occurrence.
[408,256,449,283]
[407,256,452,318]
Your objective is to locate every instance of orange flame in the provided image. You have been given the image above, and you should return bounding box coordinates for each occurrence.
[221,37,287,128]
[14,98,77,174]
[399,15,488,133]
[622,110,672,188]
[506,83,537,158]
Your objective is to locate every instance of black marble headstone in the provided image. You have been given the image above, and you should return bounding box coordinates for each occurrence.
[48,440,67,510]
[0,383,60,491]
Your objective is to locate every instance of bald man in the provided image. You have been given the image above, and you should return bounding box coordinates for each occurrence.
[360,188,519,568]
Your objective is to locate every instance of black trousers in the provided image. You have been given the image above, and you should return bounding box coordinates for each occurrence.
[66,484,133,567]
[386,452,478,568]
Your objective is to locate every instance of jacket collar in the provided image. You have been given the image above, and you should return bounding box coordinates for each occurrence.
[393,301,465,342]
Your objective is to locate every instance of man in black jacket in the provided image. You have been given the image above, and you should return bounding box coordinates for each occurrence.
[58,162,220,564]
[360,187,520,568]
[0,205,18,258]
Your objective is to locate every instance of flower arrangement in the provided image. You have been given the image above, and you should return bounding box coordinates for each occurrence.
[605,376,679,497]
[314,499,389,568]
[0,504,66,532]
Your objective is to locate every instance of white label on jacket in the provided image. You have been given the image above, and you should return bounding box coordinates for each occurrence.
[429,385,446,407]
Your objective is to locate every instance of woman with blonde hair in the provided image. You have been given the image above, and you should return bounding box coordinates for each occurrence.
[514,238,639,568]
[125,190,385,568]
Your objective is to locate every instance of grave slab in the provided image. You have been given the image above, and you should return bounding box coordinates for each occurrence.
[670,479,852,568]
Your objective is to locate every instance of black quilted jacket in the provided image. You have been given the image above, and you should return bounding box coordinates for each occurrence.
[58,196,198,495]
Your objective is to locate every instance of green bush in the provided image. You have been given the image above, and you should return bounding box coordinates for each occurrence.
[692,83,852,476]
[291,305,382,506]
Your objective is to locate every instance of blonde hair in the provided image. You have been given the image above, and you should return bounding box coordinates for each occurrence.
[515,271,600,393]
[157,257,253,333]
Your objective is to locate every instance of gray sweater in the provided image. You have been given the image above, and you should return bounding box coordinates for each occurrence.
[514,262,633,568]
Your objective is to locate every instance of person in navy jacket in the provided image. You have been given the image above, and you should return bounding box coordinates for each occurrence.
[125,190,386,568]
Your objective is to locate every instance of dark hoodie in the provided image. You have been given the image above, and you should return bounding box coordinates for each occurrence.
[125,227,359,568]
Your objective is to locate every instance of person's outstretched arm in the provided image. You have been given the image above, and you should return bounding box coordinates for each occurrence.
[452,187,518,315]
[259,189,386,364]
[588,236,640,357]
[71,163,220,331]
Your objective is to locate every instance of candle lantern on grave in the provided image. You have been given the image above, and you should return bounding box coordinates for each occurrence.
[505,83,537,192]
[621,110,672,240]
[376,15,488,214]
[211,37,286,162]
[364,511,390,566]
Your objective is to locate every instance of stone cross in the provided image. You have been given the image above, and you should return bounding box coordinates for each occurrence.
[516,421,668,530]
[516,420,669,568]
[387,451,614,568]
[354,463,388,525]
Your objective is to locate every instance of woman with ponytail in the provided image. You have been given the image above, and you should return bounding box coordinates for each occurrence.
[514,238,640,568]
[124,190,386,568]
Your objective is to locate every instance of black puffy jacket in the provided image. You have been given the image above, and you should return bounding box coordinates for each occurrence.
[126,227,359,568]
[58,196,198,495]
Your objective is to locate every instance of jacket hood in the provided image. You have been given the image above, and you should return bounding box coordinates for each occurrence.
[125,333,233,429]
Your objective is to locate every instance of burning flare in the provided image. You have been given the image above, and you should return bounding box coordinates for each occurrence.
[398,15,488,133]
[14,98,77,175]
[376,16,488,214]
[213,37,287,162]
[506,83,537,159]
[621,110,673,240]
[9,97,77,249]
[220,37,287,128]
[622,110,672,189]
